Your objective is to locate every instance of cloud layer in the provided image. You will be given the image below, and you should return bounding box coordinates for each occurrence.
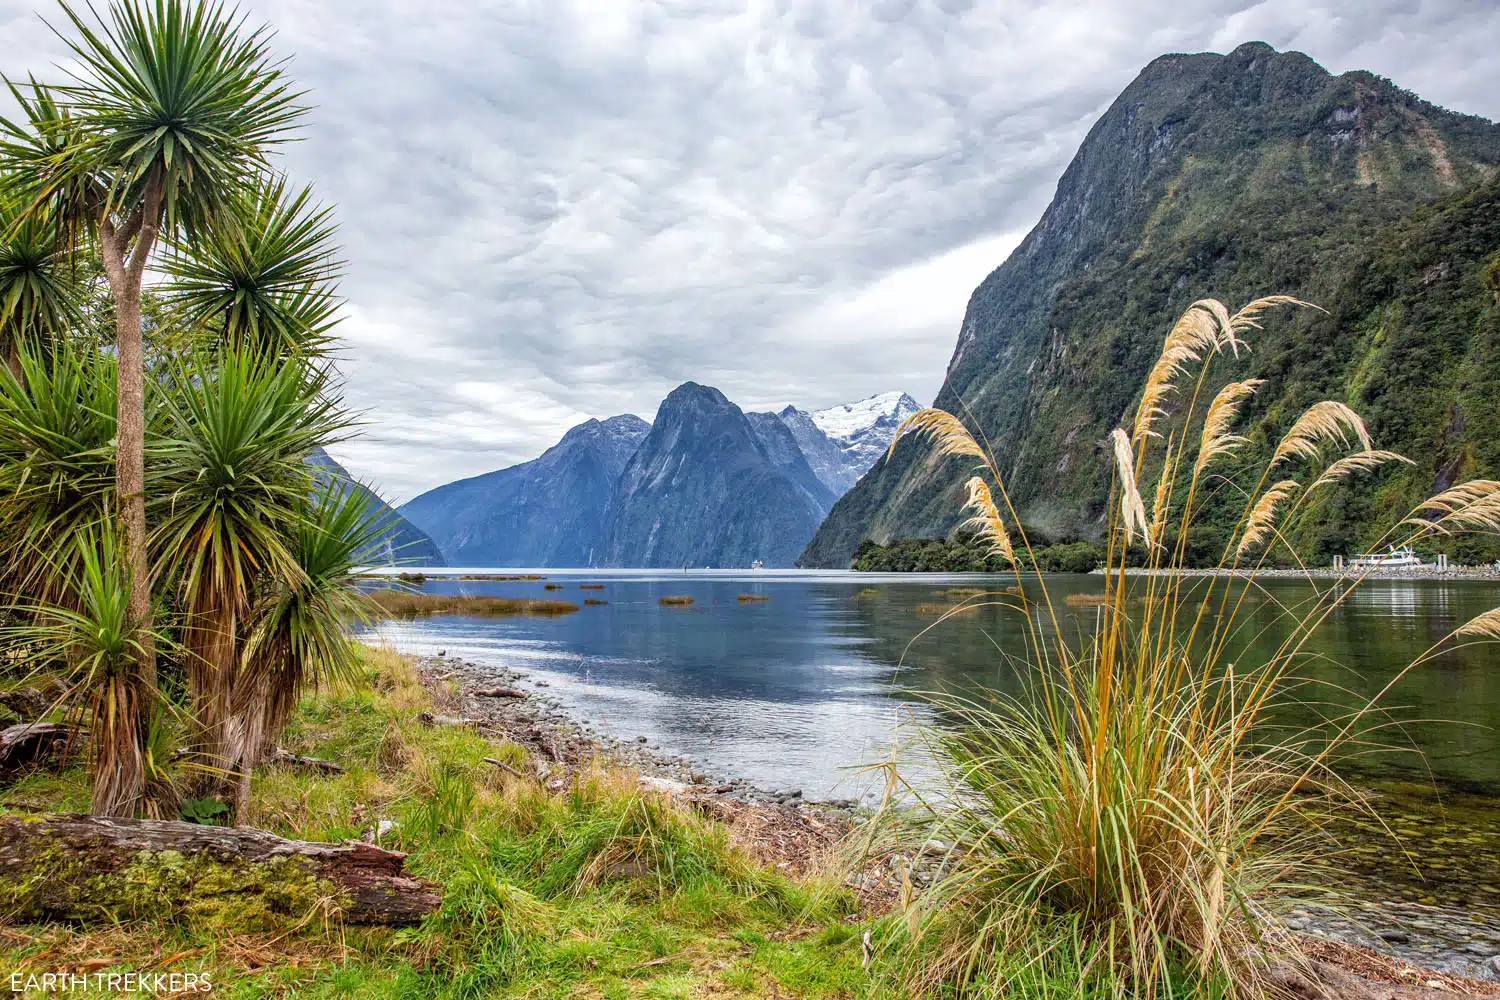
[3,0,1497,499]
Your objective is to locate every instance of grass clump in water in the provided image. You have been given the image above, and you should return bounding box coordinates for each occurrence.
[659,595,695,606]
[365,590,579,618]
[737,593,771,602]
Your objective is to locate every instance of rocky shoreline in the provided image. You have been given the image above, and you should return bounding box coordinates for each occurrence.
[400,647,1500,992]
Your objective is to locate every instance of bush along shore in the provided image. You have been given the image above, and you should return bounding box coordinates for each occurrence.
[852,535,1500,579]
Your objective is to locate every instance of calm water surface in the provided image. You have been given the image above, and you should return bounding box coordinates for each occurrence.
[363,569,1500,798]
[363,568,1500,928]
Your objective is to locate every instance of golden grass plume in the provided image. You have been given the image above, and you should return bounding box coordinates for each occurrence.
[1133,297,1314,447]
[1236,479,1300,557]
[1270,401,1372,468]
[1193,379,1263,479]
[958,476,1015,563]
[1308,450,1412,492]
[1110,428,1150,544]
[1455,607,1500,640]
[889,408,986,461]
[1407,479,1500,535]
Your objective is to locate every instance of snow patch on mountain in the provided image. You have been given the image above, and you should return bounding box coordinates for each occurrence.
[810,391,921,444]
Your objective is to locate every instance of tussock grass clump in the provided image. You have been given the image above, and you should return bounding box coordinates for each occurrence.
[869,296,1500,999]
[579,584,606,590]
[366,590,578,618]
[583,598,608,606]
[455,574,546,581]
[543,583,563,591]
[658,595,694,606]
[737,593,771,602]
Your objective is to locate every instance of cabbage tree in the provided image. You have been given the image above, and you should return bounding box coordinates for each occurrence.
[0,0,305,814]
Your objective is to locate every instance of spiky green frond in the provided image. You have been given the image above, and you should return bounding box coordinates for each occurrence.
[46,0,307,236]
[159,173,341,355]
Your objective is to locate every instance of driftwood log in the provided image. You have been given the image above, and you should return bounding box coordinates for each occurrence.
[0,814,441,927]
[470,686,526,699]
[0,722,82,779]
[265,747,346,775]
[417,711,480,728]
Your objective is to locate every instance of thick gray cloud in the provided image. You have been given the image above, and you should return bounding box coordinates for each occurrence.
[3,0,1497,499]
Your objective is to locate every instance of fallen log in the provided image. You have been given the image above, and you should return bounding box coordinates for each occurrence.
[0,814,441,927]
[470,686,527,699]
[417,711,480,728]
[265,747,346,775]
[481,756,530,781]
[0,722,82,778]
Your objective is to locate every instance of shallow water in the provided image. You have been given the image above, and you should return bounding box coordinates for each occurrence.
[362,568,1500,934]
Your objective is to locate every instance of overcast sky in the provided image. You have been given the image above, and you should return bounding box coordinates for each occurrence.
[3,1,1497,500]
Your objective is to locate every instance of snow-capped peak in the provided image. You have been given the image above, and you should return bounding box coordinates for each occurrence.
[809,391,921,445]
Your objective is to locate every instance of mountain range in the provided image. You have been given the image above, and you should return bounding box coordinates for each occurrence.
[398,388,919,567]
[801,41,1500,567]
[396,415,650,568]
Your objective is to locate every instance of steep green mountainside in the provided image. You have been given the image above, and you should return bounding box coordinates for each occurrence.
[801,41,1500,567]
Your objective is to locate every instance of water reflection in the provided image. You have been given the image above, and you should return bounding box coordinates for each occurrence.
[361,570,1500,801]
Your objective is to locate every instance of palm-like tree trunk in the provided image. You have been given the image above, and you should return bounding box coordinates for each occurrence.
[185,598,240,802]
[93,172,163,817]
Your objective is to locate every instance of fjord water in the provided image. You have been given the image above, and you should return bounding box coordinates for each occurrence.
[367,570,1500,921]
[364,570,1500,800]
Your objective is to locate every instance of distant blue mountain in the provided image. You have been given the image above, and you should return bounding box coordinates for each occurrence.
[397,383,917,569]
[306,448,446,566]
[399,415,650,567]
[601,383,835,568]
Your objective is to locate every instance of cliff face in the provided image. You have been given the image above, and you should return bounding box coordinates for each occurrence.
[773,406,859,495]
[601,383,831,568]
[306,448,446,566]
[801,42,1500,567]
[398,415,649,567]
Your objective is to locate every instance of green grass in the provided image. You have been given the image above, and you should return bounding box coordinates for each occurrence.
[0,647,864,998]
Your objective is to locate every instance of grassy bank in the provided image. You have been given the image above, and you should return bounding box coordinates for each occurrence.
[0,647,866,999]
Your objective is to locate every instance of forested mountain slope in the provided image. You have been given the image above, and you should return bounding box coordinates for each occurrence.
[801,41,1500,567]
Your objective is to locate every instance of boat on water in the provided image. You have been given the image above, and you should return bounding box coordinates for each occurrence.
[1346,545,1425,571]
